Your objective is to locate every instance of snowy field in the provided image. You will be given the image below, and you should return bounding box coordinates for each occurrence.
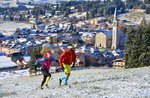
[0,22,32,35]
[119,12,150,25]
[0,55,30,79]
[0,67,150,98]
[0,68,30,80]
[0,56,17,69]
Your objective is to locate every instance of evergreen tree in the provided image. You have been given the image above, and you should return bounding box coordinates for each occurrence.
[86,11,90,20]
[139,25,150,66]
[146,6,150,14]
[90,9,96,18]
[140,16,147,27]
[77,5,83,12]
[125,25,150,68]
[97,8,103,16]
[131,27,143,67]
[125,28,136,68]
[145,0,150,4]
[28,47,42,74]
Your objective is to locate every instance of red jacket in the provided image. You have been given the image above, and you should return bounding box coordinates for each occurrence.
[59,49,76,66]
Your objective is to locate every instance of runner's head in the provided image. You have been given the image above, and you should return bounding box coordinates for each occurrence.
[67,44,73,51]
[46,51,52,59]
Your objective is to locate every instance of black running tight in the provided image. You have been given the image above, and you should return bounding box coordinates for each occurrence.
[41,69,51,87]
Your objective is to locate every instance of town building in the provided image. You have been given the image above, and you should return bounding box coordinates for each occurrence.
[112,59,125,68]
[95,8,124,50]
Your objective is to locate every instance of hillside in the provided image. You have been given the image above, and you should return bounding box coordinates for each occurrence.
[0,67,150,98]
[119,11,150,25]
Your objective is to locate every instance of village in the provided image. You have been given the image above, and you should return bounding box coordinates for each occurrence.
[1,1,150,98]
[0,0,149,70]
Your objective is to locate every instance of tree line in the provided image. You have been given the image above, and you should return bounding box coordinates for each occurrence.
[0,0,150,20]
[31,0,150,18]
[125,24,150,68]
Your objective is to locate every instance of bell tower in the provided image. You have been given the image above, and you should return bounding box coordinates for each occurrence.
[111,7,118,49]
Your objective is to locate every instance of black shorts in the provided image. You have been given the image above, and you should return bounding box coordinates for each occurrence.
[41,69,51,76]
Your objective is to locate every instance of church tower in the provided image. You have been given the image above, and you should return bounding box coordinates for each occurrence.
[111,7,118,49]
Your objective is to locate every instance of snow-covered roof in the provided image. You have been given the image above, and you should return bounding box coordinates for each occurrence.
[17,38,27,43]
[42,43,58,49]
[0,36,8,40]
[31,30,36,33]
[49,33,58,37]
[80,46,92,53]
[103,30,112,36]
[113,58,125,62]
[82,33,94,37]
[0,52,6,56]
[24,5,35,9]
[112,50,120,56]
[76,21,87,25]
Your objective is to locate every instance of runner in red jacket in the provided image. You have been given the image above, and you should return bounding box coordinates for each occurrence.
[59,44,76,86]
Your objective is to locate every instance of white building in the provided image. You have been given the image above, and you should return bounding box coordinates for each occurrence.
[0,0,18,7]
